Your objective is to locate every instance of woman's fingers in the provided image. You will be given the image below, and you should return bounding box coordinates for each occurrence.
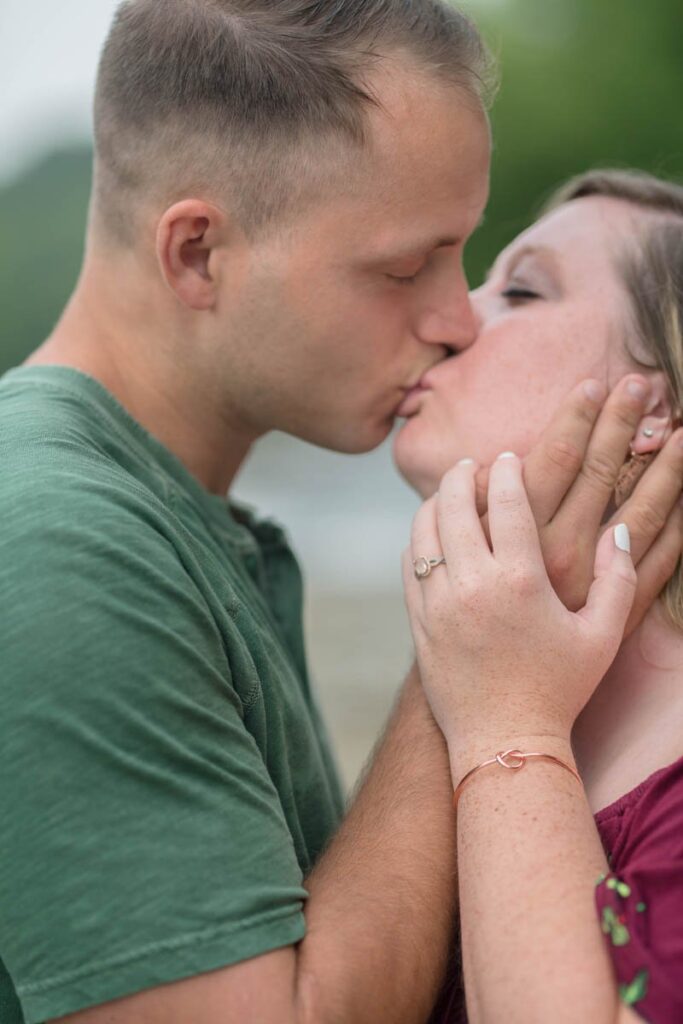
[606,427,683,566]
[580,526,637,643]
[409,494,440,574]
[623,500,683,637]
[555,374,651,532]
[523,378,607,525]
[405,497,441,620]
[435,459,489,574]
[487,453,545,570]
[402,545,423,615]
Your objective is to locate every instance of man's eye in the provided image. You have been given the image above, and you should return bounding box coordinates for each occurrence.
[501,286,539,302]
[387,266,425,285]
[389,273,419,285]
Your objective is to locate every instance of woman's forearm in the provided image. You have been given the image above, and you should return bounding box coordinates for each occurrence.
[450,732,626,1024]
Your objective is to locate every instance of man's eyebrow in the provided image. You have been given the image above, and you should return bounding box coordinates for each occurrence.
[372,235,460,264]
[369,211,486,265]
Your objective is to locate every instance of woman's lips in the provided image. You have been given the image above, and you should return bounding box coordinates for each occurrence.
[397,383,431,418]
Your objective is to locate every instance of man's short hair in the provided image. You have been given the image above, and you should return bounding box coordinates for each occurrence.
[92,0,494,246]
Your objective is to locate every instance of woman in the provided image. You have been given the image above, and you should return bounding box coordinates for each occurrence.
[395,170,683,1023]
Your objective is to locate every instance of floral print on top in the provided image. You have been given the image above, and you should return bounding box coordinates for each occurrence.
[594,754,683,1023]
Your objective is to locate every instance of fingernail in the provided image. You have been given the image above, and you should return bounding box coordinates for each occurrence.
[584,379,606,403]
[614,523,631,553]
[497,452,517,460]
[626,377,649,401]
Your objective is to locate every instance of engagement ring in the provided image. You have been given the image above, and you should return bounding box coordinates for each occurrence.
[413,556,447,580]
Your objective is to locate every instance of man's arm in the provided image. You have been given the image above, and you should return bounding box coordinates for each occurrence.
[55,668,456,1024]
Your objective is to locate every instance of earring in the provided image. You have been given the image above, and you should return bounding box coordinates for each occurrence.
[614,451,656,508]
[614,413,683,508]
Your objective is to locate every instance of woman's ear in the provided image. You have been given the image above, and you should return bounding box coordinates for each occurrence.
[155,200,228,311]
[630,370,678,455]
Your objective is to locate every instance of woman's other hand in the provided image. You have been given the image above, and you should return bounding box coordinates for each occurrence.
[475,374,683,636]
[404,454,637,759]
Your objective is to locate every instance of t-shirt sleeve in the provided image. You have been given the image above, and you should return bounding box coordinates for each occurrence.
[595,761,683,1023]
[0,476,308,1024]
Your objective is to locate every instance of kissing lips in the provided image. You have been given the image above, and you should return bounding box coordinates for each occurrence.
[396,382,431,418]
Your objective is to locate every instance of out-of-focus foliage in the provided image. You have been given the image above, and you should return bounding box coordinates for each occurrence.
[1,0,682,373]
[466,0,683,279]
[0,148,92,371]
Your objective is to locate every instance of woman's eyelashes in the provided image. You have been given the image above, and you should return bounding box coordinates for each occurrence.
[501,284,540,303]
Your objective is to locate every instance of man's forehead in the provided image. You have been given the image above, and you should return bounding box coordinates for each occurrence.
[367,206,488,263]
[362,60,490,167]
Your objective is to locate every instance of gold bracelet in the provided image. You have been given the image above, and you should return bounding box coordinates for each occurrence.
[452,748,582,810]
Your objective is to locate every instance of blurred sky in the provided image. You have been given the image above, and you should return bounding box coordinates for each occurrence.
[0,0,120,183]
[0,0,504,184]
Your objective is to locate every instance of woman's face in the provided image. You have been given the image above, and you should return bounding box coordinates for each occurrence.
[394,195,644,497]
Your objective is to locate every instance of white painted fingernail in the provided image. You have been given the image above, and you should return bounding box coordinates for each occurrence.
[497,451,517,460]
[458,458,475,466]
[614,523,631,553]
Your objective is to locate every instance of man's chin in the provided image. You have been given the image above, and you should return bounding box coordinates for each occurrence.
[292,415,395,456]
[340,416,395,455]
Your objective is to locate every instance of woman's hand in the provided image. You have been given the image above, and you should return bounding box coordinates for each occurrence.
[478,375,683,634]
[404,453,637,759]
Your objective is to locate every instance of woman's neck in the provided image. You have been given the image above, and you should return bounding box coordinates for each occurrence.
[572,602,683,813]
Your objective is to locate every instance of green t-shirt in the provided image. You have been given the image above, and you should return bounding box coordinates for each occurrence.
[0,366,344,1024]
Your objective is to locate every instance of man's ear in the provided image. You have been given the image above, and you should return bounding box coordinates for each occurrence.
[156,199,228,310]
[631,370,678,454]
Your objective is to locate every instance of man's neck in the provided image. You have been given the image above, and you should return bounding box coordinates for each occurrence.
[573,602,683,809]
[27,258,258,496]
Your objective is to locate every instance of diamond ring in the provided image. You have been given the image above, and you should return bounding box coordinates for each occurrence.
[413,556,447,580]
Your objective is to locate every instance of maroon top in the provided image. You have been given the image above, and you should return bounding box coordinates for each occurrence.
[432,755,683,1023]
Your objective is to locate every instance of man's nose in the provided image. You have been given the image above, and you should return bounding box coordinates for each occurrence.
[415,279,479,354]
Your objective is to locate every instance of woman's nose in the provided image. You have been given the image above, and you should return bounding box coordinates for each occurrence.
[468,286,487,331]
[471,284,497,331]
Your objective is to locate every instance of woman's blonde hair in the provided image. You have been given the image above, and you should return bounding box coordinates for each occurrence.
[546,170,683,629]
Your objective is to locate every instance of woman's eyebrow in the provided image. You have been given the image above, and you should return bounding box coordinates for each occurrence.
[505,243,565,280]
[485,243,563,283]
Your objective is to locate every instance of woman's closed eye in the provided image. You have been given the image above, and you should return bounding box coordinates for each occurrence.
[501,285,541,303]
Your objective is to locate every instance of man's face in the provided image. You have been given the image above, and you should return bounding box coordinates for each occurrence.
[217,67,491,453]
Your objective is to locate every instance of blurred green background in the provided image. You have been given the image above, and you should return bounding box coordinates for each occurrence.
[1,0,681,372]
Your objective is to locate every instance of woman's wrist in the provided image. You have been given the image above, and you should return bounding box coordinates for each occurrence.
[446,730,576,793]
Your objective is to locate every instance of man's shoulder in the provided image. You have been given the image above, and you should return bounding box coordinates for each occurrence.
[0,365,177,530]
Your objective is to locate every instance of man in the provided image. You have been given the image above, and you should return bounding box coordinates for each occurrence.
[1,2,680,1023]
